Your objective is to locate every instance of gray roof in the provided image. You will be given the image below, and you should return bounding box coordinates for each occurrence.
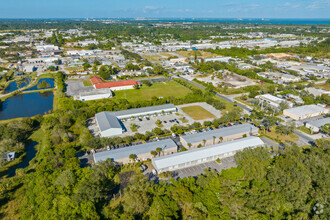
[110,104,176,118]
[284,104,327,116]
[94,139,177,163]
[307,117,330,128]
[95,112,122,132]
[152,136,265,170]
[181,123,258,144]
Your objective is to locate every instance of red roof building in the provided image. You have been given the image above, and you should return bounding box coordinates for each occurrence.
[90,76,103,85]
[94,80,140,89]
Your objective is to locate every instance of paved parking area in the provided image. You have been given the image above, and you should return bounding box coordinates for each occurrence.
[66,79,93,97]
[172,156,237,179]
[260,136,279,148]
[121,113,183,136]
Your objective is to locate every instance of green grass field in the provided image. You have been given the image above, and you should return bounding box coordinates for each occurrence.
[113,81,191,102]
[316,83,330,91]
[82,78,93,86]
[181,105,216,120]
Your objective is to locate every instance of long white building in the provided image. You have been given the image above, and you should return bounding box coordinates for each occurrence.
[283,104,329,120]
[152,136,265,173]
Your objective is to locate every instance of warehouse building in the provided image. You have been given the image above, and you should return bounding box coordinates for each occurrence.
[90,76,140,91]
[256,94,293,109]
[152,136,265,173]
[95,104,177,137]
[95,112,124,137]
[283,104,329,120]
[180,123,259,149]
[78,88,112,101]
[305,117,330,133]
[94,139,177,164]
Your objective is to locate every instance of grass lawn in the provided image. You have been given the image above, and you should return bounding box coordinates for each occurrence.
[264,128,299,143]
[113,81,191,102]
[316,83,330,91]
[82,78,93,87]
[181,105,216,120]
[297,126,313,135]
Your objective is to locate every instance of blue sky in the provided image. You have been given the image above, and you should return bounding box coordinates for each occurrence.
[0,0,329,19]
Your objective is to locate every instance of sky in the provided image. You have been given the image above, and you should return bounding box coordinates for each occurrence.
[0,0,329,19]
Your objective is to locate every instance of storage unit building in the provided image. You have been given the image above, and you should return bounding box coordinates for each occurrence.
[95,112,124,137]
[94,139,177,164]
[283,104,329,120]
[152,136,265,173]
[180,123,259,149]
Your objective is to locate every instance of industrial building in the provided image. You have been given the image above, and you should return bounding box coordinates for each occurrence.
[152,136,265,173]
[305,117,330,133]
[94,139,177,164]
[95,112,124,137]
[95,104,177,137]
[256,94,293,109]
[90,76,140,91]
[180,123,259,149]
[283,104,329,120]
[78,88,112,101]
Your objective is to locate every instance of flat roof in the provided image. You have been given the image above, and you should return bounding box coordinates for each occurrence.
[257,94,285,104]
[284,104,327,116]
[307,117,330,128]
[110,104,176,118]
[94,139,177,163]
[95,112,122,132]
[181,123,258,144]
[152,136,265,170]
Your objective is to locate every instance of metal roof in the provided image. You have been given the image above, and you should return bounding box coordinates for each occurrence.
[284,104,328,116]
[109,104,176,118]
[152,136,265,170]
[307,117,330,128]
[181,123,258,144]
[257,94,285,104]
[95,112,122,132]
[94,139,177,163]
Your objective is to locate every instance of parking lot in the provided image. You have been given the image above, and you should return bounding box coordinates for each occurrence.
[172,156,237,179]
[121,113,184,136]
[66,79,93,97]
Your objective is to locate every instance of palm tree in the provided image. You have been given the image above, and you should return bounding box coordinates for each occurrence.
[188,143,192,149]
[150,150,157,158]
[213,136,216,145]
[203,139,206,147]
[129,154,137,163]
[156,147,162,157]
[219,137,223,143]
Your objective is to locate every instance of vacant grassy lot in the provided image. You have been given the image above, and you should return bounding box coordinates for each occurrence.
[82,78,93,86]
[181,105,216,120]
[316,83,330,91]
[265,128,299,143]
[113,81,191,102]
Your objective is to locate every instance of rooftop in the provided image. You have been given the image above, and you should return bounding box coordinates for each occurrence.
[94,80,139,89]
[109,104,176,118]
[152,136,265,170]
[307,117,330,128]
[94,139,177,163]
[257,94,286,104]
[95,112,122,132]
[181,123,258,144]
[284,104,328,116]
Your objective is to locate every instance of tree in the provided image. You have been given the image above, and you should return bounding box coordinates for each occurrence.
[83,62,91,71]
[156,147,162,157]
[213,136,216,145]
[203,139,206,147]
[129,154,137,162]
[219,136,223,143]
[188,143,192,148]
[150,150,157,158]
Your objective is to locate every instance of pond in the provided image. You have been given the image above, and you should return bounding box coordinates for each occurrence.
[0,91,54,120]
[3,77,31,94]
[24,78,55,91]
[4,141,38,177]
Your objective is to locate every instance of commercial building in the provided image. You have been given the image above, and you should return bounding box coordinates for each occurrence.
[180,123,259,149]
[256,94,293,109]
[95,112,124,137]
[78,88,112,101]
[152,136,265,173]
[90,76,140,91]
[305,117,330,133]
[283,104,329,120]
[95,104,177,137]
[94,139,177,164]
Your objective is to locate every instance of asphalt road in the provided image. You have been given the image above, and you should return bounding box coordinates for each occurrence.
[173,74,252,112]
